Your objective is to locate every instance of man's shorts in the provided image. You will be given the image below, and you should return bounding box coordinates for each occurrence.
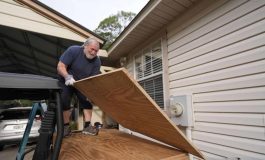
[59,82,93,111]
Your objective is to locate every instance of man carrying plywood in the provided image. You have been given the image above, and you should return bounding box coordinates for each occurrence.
[57,38,101,137]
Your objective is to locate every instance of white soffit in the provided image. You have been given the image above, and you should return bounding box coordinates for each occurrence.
[108,0,199,62]
[1,0,88,42]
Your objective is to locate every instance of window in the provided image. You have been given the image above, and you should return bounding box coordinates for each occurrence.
[134,40,164,108]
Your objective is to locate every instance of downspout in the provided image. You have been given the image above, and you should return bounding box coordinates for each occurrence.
[186,127,194,160]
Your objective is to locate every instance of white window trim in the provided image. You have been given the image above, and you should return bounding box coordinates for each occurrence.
[133,39,165,108]
[133,39,163,80]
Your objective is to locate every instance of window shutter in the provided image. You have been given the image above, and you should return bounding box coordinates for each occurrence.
[139,75,164,108]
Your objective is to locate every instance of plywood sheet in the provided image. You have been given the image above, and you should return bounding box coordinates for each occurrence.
[74,68,204,159]
[59,129,188,160]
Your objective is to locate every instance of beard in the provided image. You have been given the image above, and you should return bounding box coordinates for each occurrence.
[85,52,96,59]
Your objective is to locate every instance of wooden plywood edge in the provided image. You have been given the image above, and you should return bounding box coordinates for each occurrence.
[160,154,189,160]
[74,68,205,159]
[117,68,204,160]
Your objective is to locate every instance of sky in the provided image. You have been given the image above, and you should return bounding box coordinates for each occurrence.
[39,0,149,31]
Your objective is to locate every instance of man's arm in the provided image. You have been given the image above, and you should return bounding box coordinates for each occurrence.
[57,61,69,79]
[57,61,75,86]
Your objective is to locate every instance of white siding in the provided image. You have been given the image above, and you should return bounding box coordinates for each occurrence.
[167,0,265,159]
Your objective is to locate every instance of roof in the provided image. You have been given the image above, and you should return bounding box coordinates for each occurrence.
[0,72,60,100]
[0,72,59,89]
[0,0,107,77]
[107,0,199,63]
[16,0,105,44]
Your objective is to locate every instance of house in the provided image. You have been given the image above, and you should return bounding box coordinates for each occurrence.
[107,0,265,159]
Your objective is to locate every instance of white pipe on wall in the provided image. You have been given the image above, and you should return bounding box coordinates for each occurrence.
[186,126,194,160]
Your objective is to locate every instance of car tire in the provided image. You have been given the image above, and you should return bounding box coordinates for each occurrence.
[0,144,4,151]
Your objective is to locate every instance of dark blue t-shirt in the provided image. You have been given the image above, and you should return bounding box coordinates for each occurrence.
[59,45,101,81]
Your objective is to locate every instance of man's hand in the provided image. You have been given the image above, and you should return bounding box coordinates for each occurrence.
[65,75,75,86]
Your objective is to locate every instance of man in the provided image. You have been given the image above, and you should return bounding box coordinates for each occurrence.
[57,38,101,137]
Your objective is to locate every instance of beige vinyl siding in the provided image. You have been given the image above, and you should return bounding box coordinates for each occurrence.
[167,0,265,159]
[194,140,265,159]
[0,0,85,41]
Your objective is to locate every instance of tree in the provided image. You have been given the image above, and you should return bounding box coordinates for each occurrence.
[94,11,136,49]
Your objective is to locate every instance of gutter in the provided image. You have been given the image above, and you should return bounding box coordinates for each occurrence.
[16,0,106,46]
[107,0,161,56]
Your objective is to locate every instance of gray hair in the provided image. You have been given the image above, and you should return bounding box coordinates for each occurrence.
[82,38,99,47]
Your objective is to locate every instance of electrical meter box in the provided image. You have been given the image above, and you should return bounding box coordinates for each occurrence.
[169,95,194,127]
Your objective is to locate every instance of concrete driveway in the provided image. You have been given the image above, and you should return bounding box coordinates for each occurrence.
[0,144,34,160]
